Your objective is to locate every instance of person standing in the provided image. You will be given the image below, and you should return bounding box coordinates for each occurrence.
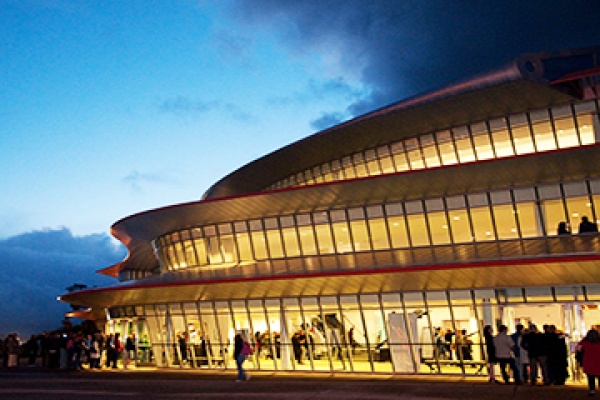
[578,328,600,396]
[124,333,136,369]
[511,324,525,383]
[484,325,498,383]
[233,333,250,382]
[522,324,550,385]
[579,216,599,234]
[493,325,521,384]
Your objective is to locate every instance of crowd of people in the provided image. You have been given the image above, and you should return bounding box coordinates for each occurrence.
[0,330,145,371]
[483,323,600,396]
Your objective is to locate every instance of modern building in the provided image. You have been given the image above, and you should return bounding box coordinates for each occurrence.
[61,47,600,376]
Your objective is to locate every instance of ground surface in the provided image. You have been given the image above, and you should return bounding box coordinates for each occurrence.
[0,367,592,399]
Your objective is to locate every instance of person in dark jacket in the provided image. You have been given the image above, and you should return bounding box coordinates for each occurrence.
[521,324,550,385]
[546,325,569,385]
[484,325,498,383]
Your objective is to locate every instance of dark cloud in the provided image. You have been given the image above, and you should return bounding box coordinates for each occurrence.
[0,228,125,337]
[231,0,600,116]
[311,111,347,131]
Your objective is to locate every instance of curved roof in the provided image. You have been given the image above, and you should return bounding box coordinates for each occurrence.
[104,46,600,277]
[203,46,600,200]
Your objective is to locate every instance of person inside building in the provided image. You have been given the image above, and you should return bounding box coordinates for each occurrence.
[579,216,598,234]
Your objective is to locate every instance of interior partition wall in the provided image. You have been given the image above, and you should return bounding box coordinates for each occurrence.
[106,284,600,377]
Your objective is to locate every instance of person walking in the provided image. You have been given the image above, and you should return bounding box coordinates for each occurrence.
[233,333,251,382]
[484,325,499,383]
[493,325,520,384]
[578,328,600,396]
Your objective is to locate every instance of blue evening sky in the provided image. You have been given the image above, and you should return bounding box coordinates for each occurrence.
[0,0,599,336]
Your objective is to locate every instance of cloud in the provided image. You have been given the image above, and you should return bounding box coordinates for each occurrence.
[231,0,600,116]
[159,96,220,114]
[0,228,125,337]
[310,111,347,131]
[159,96,254,121]
[122,170,179,193]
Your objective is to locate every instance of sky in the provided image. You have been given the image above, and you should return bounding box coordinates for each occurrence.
[1,0,599,337]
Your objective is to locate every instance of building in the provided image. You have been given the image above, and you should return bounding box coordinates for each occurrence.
[60,47,600,376]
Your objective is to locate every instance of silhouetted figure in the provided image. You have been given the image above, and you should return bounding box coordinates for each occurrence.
[579,216,598,234]
[557,221,571,235]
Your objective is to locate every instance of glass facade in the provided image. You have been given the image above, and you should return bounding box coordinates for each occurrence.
[153,179,600,273]
[266,100,599,191]
[106,285,598,376]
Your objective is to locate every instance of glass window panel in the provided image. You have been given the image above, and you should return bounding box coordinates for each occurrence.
[266,230,284,258]
[233,221,247,233]
[407,148,425,170]
[348,207,365,220]
[385,203,403,216]
[490,190,512,205]
[405,201,423,214]
[218,223,232,235]
[448,209,472,242]
[281,227,300,257]
[388,216,409,248]
[491,128,514,157]
[446,195,465,210]
[511,124,535,154]
[368,218,390,250]
[207,236,223,264]
[515,202,542,237]
[428,211,451,244]
[436,130,458,165]
[235,232,254,261]
[470,206,495,241]
[392,151,410,172]
[425,198,444,212]
[203,226,216,236]
[532,120,557,152]
[315,224,335,254]
[455,136,476,163]
[379,155,395,174]
[330,209,346,222]
[220,235,236,262]
[593,194,600,228]
[407,214,429,246]
[514,188,536,202]
[332,222,352,253]
[422,135,441,168]
[251,231,268,259]
[577,114,596,145]
[473,132,494,160]
[298,225,317,255]
[564,181,588,197]
[249,220,263,231]
[538,184,562,200]
[540,199,567,236]
[280,215,294,228]
[492,204,518,239]
[193,238,208,265]
[312,211,329,224]
[355,162,368,178]
[367,205,384,219]
[467,193,488,207]
[264,218,278,230]
[296,214,312,226]
[183,240,198,266]
[565,195,594,233]
[350,220,371,251]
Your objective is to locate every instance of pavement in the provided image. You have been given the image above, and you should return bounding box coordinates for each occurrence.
[0,365,593,399]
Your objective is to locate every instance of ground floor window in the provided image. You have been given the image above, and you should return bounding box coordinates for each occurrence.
[105,284,599,377]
